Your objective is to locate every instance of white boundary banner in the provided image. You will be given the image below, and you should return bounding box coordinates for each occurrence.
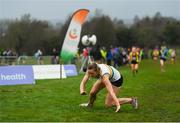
[32,65,66,79]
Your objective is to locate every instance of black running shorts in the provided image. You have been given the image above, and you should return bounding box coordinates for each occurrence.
[111,76,123,87]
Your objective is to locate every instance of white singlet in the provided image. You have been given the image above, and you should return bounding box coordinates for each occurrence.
[97,64,121,82]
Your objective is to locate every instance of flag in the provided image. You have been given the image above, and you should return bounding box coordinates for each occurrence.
[60,9,89,63]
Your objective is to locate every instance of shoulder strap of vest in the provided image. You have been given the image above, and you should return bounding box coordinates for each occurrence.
[104,64,114,79]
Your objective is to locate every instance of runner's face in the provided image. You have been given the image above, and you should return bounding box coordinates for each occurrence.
[132,47,136,52]
[88,69,99,78]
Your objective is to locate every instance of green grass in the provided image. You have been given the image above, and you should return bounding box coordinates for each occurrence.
[0,58,180,122]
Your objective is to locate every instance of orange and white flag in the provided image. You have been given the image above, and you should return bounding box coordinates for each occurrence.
[60,9,89,63]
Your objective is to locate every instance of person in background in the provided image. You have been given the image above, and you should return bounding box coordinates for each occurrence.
[169,48,176,64]
[121,48,129,65]
[153,47,159,61]
[106,48,113,66]
[100,46,107,64]
[129,46,139,76]
[91,45,103,64]
[35,49,44,65]
[139,48,144,61]
[81,47,90,72]
[51,48,59,64]
[159,46,168,72]
[113,47,120,68]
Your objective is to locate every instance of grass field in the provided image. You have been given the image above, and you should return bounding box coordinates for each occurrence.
[0,58,180,122]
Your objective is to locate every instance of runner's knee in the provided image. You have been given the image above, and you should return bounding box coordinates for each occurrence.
[105,97,114,107]
[105,101,113,107]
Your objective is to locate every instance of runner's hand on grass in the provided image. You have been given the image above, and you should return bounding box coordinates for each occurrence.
[115,105,121,113]
[80,91,87,95]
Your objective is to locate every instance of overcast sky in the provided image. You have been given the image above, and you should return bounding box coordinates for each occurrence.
[0,0,179,22]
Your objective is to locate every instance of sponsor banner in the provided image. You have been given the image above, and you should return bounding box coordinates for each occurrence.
[60,9,89,63]
[64,65,78,76]
[0,66,35,85]
[32,65,66,79]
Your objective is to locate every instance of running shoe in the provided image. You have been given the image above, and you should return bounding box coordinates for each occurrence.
[131,97,138,109]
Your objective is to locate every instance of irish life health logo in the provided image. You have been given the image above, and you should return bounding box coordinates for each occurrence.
[69,29,78,40]
[0,66,35,85]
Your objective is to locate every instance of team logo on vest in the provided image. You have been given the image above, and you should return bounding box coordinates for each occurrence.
[69,29,78,39]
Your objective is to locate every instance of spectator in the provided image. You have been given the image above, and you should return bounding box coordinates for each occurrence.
[51,48,59,64]
[106,48,113,66]
[100,46,107,63]
[35,49,44,65]
[121,48,129,65]
[91,45,103,64]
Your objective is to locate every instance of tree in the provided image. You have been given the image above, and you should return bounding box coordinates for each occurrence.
[164,22,180,46]
[0,14,60,55]
[1,11,180,56]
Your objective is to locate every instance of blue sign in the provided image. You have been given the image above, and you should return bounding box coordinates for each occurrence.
[0,66,35,85]
[64,65,78,76]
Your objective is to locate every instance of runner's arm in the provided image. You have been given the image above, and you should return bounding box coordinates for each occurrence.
[80,72,89,95]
